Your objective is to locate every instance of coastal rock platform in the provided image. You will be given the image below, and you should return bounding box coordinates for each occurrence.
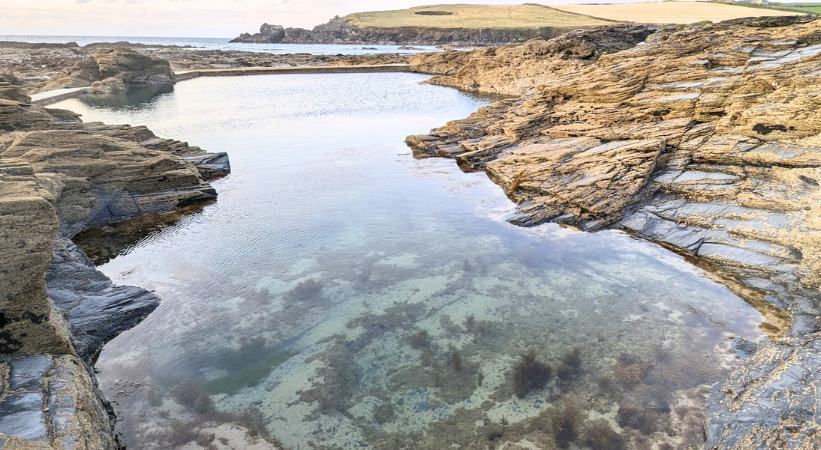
[407,16,820,448]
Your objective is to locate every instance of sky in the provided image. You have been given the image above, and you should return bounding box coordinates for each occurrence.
[0,0,638,37]
[0,0,811,38]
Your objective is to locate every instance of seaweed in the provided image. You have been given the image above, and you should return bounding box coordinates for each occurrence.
[549,401,584,448]
[561,347,582,370]
[171,381,214,415]
[286,278,324,302]
[464,314,476,332]
[616,402,657,434]
[512,350,552,398]
[583,419,625,450]
[449,351,463,371]
[614,352,652,386]
[407,329,431,349]
[373,401,396,425]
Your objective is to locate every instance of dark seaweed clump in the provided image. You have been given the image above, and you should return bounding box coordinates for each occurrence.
[449,351,463,371]
[583,419,625,450]
[616,401,657,434]
[167,382,279,445]
[407,329,430,349]
[549,402,584,448]
[512,351,552,398]
[556,347,583,384]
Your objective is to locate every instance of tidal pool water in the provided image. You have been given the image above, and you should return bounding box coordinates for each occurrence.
[57,74,767,450]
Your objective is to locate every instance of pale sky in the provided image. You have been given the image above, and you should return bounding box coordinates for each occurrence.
[0,0,810,38]
[0,0,645,37]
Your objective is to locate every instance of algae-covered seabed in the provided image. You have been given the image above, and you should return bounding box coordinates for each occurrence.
[63,73,767,449]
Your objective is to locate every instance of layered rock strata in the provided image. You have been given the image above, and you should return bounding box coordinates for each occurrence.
[407,16,820,448]
[0,76,228,447]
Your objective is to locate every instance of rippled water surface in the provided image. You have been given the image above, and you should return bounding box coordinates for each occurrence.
[56,74,766,449]
[1,35,438,54]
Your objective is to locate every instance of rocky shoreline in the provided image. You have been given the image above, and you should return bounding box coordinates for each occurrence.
[1,52,229,447]
[0,15,818,449]
[0,41,410,95]
[407,16,819,448]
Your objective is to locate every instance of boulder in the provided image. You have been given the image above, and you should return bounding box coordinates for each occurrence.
[230,22,286,43]
[45,48,175,95]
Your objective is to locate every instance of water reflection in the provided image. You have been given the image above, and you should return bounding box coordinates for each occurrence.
[57,73,765,449]
[77,84,174,109]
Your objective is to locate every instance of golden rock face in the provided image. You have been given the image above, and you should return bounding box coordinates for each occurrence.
[409,17,821,297]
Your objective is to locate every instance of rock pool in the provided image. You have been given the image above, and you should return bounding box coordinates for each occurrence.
[55,73,770,449]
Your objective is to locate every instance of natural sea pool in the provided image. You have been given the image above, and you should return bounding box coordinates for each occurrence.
[56,73,767,449]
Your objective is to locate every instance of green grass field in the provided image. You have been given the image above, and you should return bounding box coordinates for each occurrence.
[777,4,821,14]
[344,2,810,29]
[344,4,616,29]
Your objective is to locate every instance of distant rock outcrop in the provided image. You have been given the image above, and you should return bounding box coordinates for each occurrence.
[231,16,584,45]
[231,23,286,43]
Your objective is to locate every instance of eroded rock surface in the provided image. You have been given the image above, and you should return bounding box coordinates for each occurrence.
[0,73,228,447]
[408,16,820,448]
[44,47,175,96]
[0,355,116,449]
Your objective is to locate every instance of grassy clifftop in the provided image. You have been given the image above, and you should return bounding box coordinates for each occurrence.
[344,4,616,29]
[344,2,806,29]
[551,2,804,24]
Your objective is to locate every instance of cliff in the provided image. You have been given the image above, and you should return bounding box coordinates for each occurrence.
[0,56,229,447]
[231,16,597,46]
[407,16,820,448]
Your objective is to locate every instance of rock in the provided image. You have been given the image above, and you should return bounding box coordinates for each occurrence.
[0,355,116,449]
[45,48,175,95]
[46,239,159,362]
[410,24,658,96]
[230,23,286,43]
[0,74,31,104]
[231,16,589,46]
[406,16,820,447]
[0,74,229,448]
[705,335,820,449]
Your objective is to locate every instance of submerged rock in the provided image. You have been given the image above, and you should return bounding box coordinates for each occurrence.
[407,16,820,447]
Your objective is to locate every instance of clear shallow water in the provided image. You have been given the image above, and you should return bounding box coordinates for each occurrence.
[0,35,438,55]
[56,74,766,449]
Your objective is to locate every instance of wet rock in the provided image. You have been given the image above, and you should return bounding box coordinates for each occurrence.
[46,238,159,362]
[705,335,820,449]
[0,355,117,449]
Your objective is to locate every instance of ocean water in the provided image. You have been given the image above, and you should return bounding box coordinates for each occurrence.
[55,74,768,449]
[0,35,438,55]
